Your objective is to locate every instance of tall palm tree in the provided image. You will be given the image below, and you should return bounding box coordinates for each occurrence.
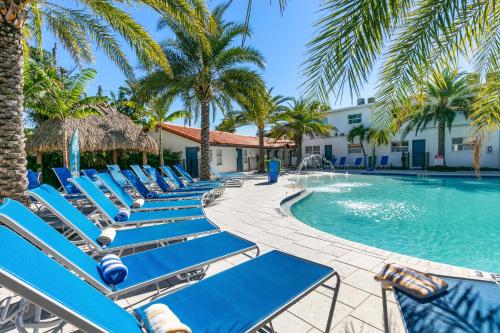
[0,0,204,201]
[367,128,390,168]
[347,125,369,167]
[401,69,474,165]
[270,98,332,164]
[25,66,105,167]
[145,97,191,166]
[138,5,265,179]
[302,0,499,163]
[235,88,289,172]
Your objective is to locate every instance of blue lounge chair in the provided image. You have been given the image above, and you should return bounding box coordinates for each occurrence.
[338,157,350,169]
[80,168,99,181]
[121,169,207,201]
[147,166,217,195]
[160,165,221,191]
[27,169,41,190]
[173,164,225,187]
[130,164,154,185]
[0,201,257,297]
[69,176,205,226]
[27,185,219,253]
[331,158,337,167]
[353,157,363,169]
[0,226,340,333]
[209,166,245,187]
[376,155,390,171]
[96,173,202,211]
[381,275,500,333]
[52,167,83,195]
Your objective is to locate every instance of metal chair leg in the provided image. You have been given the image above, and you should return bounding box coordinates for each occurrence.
[382,286,389,333]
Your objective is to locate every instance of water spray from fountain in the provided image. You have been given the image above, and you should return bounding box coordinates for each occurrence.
[296,154,335,174]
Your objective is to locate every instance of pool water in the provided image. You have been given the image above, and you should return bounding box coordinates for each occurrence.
[291,174,500,273]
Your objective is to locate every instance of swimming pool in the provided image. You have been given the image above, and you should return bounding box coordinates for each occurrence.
[290,174,500,273]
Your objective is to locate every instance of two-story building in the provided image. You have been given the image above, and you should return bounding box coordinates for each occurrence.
[302,99,500,169]
[151,123,295,176]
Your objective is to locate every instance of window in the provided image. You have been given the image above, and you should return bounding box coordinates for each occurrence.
[452,137,475,152]
[305,146,320,155]
[243,149,248,163]
[209,149,213,161]
[216,148,223,166]
[348,143,362,154]
[348,113,362,124]
[391,141,409,153]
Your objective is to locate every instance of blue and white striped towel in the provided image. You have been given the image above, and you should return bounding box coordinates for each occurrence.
[99,254,128,285]
[114,209,131,222]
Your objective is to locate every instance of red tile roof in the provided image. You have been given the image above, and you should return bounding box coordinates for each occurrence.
[159,123,294,148]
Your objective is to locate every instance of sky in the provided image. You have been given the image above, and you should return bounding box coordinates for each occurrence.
[41,1,380,136]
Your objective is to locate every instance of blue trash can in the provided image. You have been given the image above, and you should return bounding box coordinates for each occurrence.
[268,160,280,183]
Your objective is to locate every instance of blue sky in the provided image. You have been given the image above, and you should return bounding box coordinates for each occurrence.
[42,1,379,135]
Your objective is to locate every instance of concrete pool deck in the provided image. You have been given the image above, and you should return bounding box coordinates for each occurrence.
[201,172,496,332]
[1,172,497,332]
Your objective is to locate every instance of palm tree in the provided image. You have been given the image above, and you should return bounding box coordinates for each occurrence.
[270,98,332,164]
[401,69,474,165]
[347,125,369,167]
[302,0,499,165]
[137,5,265,179]
[0,1,204,201]
[25,66,105,167]
[367,128,390,168]
[235,88,289,172]
[145,97,191,166]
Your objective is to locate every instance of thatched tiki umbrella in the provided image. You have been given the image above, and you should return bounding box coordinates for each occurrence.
[26,105,157,170]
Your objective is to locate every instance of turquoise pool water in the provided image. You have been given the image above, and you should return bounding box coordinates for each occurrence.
[291,174,500,273]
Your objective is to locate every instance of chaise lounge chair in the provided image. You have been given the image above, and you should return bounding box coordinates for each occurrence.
[27,169,41,190]
[143,165,216,195]
[0,202,257,298]
[159,165,222,191]
[96,173,202,211]
[52,167,86,200]
[0,226,340,333]
[69,176,206,226]
[380,274,500,333]
[376,155,390,171]
[173,164,226,187]
[120,169,208,202]
[338,157,350,169]
[130,164,154,185]
[26,185,220,254]
[353,157,363,169]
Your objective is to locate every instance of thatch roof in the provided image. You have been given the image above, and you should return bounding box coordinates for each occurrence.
[26,105,158,154]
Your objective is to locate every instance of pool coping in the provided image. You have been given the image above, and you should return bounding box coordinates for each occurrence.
[280,173,499,278]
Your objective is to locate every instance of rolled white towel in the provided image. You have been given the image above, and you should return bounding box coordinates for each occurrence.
[144,304,191,333]
[97,228,116,247]
[114,209,131,222]
[132,198,145,208]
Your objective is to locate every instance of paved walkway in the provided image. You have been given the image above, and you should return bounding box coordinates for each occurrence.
[1,173,493,333]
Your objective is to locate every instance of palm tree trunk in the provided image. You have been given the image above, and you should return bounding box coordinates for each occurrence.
[199,100,211,180]
[62,128,69,168]
[296,136,303,165]
[0,17,28,202]
[158,127,164,166]
[142,151,148,165]
[258,126,265,172]
[359,139,367,168]
[437,120,446,165]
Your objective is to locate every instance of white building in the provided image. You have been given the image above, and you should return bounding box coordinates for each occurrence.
[302,99,500,169]
[151,123,295,176]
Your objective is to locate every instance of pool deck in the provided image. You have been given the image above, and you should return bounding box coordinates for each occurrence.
[200,173,497,332]
[1,172,497,333]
